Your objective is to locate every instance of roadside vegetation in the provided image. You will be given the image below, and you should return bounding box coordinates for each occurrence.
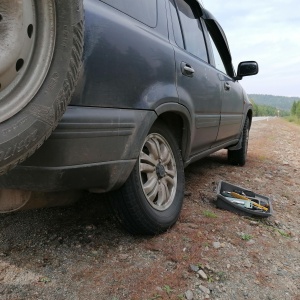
[249,99,290,117]
[249,96,300,125]
[248,94,298,111]
[286,100,300,125]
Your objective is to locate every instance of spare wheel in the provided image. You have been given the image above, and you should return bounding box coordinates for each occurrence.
[0,0,84,174]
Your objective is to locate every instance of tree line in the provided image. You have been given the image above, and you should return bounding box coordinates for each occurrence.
[249,99,290,117]
[248,94,297,111]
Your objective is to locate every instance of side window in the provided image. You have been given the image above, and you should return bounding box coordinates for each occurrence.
[207,33,227,74]
[100,0,157,27]
[169,0,184,48]
[174,0,208,62]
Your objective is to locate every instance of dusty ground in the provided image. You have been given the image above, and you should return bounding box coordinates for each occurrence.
[0,118,299,300]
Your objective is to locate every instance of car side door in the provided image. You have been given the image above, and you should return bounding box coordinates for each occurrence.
[203,18,245,145]
[168,0,222,156]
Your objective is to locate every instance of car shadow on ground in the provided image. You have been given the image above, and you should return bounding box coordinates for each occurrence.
[0,151,230,278]
[0,151,230,251]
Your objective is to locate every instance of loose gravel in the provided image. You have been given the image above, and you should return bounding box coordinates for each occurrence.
[0,118,299,300]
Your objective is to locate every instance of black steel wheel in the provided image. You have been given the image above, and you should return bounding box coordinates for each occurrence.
[111,121,185,235]
[228,117,250,166]
[0,0,84,174]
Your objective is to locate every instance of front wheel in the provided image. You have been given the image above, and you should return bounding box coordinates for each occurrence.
[111,122,185,235]
[228,117,250,166]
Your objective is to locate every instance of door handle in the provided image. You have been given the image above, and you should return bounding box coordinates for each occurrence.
[181,62,195,76]
[224,82,231,91]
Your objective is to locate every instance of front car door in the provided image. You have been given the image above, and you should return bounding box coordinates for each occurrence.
[203,16,245,145]
[168,0,222,156]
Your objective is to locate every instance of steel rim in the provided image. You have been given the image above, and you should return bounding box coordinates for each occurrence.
[0,0,56,123]
[139,133,177,211]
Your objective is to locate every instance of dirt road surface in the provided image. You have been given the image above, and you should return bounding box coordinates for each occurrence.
[0,118,299,300]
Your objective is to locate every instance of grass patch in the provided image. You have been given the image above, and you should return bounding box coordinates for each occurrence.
[284,116,300,125]
[277,229,291,237]
[241,234,253,241]
[203,210,217,218]
[258,155,267,161]
[149,294,162,300]
[259,220,292,238]
[163,285,174,295]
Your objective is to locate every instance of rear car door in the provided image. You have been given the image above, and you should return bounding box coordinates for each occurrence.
[73,0,176,110]
[169,0,222,155]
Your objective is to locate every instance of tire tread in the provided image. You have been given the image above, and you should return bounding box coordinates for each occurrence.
[228,118,250,166]
[111,122,185,235]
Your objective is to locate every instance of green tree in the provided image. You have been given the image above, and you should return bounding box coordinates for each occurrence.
[250,99,259,116]
[291,101,297,115]
[250,98,289,117]
[296,101,300,119]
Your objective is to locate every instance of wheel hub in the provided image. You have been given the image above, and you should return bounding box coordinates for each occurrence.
[156,163,166,178]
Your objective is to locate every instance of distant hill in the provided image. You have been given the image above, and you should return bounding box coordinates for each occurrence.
[248,94,299,112]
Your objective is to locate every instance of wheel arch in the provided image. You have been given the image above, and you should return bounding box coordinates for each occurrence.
[155,103,193,163]
[228,110,252,151]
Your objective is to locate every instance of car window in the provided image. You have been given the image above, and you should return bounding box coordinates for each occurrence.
[174,0,208,62]
[100,0,157,27]
[207,32,227,74]
[204,18,235,77]
[169,0,184,48]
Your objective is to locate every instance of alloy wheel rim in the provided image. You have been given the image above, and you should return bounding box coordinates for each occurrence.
[139,133,177,211]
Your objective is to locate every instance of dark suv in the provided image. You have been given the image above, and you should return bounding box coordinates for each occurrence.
[0,0,258,234]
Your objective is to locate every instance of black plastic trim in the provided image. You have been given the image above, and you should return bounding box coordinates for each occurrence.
[0,160,136,192]
[0,106,157,191]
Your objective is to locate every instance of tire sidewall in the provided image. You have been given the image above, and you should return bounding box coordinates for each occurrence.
[129,123,185,231]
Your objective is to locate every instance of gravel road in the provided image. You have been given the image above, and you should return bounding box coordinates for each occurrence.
[0,118,299,300]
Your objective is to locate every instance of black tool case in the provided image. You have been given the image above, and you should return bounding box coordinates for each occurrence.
[216,181,273,217]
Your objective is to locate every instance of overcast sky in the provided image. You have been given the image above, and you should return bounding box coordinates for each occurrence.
[201,0,300,97]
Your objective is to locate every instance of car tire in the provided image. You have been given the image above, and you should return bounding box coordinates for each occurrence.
[111,121,185,235]
[0,0,84,174]
[228,117,250,166]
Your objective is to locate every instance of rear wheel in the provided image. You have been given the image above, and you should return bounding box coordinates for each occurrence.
[228,117,250,166]
[111,122,185,235]
[0,0,84,174]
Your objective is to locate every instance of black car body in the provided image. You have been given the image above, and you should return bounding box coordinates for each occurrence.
[0,0,258,234]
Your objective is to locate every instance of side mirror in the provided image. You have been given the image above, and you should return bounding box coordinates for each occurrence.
[234,61,258,80]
